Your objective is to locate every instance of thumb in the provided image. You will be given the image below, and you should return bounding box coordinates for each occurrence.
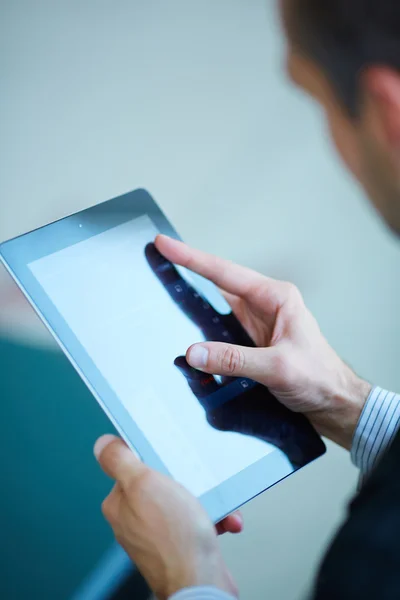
[186,342,277,384]
[94,434,145,488]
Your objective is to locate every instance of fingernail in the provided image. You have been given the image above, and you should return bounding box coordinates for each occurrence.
[157,234,171,242]
[235,513,244,527]
[187,345,209,369]
[94,434,117,460]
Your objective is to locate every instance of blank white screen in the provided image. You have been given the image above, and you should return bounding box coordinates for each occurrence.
[29,216,273,496]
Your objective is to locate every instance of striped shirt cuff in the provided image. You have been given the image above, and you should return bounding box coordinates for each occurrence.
[170,587,237,600]
[351,386,400,475]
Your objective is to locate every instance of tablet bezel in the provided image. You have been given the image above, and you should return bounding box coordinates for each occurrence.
[0,189,326,523]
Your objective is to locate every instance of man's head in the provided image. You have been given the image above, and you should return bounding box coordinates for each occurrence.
[281,0,400,234]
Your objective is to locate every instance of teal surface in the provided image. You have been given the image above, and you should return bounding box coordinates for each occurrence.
[0,336,117,600]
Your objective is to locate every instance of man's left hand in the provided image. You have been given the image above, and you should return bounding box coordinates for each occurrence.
[94,435,240,600]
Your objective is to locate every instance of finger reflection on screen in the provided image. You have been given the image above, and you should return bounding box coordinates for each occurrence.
[144,242,319,471]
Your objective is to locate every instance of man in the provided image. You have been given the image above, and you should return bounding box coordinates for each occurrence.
[93,1,400,598]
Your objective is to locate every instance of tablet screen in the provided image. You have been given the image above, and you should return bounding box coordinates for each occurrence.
[27,214,278,496]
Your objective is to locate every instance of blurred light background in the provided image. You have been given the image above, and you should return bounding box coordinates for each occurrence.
[1,1,399,599]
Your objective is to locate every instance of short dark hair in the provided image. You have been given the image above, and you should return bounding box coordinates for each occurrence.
[292,0,400,116]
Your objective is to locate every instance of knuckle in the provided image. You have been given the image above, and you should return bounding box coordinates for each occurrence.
[124,466,151,498]
[101,495,117,524]
[270,351,289,381]
[249,281,269,303]
[185,255,195,270]
[220,346,245,374]
[284,282,302,304]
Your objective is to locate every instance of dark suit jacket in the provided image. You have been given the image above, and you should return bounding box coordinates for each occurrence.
[313,431,400,599]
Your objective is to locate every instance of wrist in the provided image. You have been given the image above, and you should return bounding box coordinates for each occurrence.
[163,546,238,600]
[310,367,372,450]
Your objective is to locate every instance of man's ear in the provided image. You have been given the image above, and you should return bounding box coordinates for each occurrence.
[360,66,400,153]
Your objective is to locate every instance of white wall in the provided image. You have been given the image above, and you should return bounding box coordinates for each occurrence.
[1,1,400,599]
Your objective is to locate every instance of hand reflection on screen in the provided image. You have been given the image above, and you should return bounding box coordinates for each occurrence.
[144,242,317,469]
[174,356,316,469]
[144,242,253,348]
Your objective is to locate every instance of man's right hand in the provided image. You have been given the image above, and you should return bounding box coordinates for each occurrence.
[155,235,371,450]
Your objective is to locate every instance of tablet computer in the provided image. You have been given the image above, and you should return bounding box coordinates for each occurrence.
[0,188,326,523]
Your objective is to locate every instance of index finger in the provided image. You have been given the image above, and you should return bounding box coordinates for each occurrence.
[94,435,145,487]
[155,235,266,299]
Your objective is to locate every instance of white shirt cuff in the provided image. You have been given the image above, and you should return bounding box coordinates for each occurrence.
[351,386,400,475]
[169,587,237,600]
